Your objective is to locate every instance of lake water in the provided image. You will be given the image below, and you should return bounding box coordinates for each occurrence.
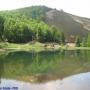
[0,50,90,90]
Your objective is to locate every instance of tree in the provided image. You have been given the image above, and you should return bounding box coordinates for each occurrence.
[87,32,90,47]
[75,36,81,47]
[50,26,61,43]
[82,38,87,47]
[0,16,5,40]
[60,32,65,45]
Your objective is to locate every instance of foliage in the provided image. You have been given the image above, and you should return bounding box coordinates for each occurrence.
[87,32,90,47]
[75,36,81,47]
[60,32,65,44]
[81,38,87,47]
[0,15,5,40]
[0,15,63,43]
[10,6,51,21]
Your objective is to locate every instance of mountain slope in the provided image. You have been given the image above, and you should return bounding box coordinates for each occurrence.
[46,10,89,42]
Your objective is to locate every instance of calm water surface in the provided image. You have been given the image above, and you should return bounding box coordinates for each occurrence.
[1,72,90,90]
[0,50,90,90]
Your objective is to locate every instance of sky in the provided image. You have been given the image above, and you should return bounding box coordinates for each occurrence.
[0,0,90,18]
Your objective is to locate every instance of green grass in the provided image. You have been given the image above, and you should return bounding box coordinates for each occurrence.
[1,42,90,52]
[0,42,54,52]
[65,46,90,50]
[0,42,43,51]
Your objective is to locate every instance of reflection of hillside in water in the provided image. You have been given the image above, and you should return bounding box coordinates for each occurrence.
[0,50,90,83]
[0,55,4,83]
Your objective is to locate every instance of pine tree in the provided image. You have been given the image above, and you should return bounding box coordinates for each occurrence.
[61,32,65,45]
[82,38,87,47]
[75,36,81,47]
[87,32,90,47]
[0,16,4,41]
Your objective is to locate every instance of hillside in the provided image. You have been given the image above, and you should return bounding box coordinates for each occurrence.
[46,10,89,42]
[0,6,90,42]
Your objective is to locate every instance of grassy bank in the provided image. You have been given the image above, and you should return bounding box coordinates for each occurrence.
[0,42,60,52]
[0,42,90,52]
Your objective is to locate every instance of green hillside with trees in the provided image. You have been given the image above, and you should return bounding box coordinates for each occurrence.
[0,6,90,49]
[0,13,64,44]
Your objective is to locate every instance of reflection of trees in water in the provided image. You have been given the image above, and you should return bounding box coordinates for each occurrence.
[76,50,81,55]
[1,50,90,83]
[75,50,90,63]
[82,50,90,62]
[60,50,65,60]
[0,55,4,83]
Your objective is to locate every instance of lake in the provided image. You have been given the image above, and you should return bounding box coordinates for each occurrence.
[0,50,90,90]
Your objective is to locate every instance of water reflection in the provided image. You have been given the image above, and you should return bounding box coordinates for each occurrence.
[0,55,4,83]
[0,72,90,90]
[0,50,90,83]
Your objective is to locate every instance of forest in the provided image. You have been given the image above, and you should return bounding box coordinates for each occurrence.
[0,15,65,44]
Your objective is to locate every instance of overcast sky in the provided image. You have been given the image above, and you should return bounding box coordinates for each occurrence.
[0,0,90,18]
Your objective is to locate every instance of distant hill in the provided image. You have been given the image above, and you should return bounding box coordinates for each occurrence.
[46,10,89,42]
[0,6,90,42]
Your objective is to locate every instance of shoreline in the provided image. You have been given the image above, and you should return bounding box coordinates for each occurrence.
[0,42,90,52]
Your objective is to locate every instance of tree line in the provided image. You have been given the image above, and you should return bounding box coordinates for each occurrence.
[75,33,90,47]
[0,15,65,44]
